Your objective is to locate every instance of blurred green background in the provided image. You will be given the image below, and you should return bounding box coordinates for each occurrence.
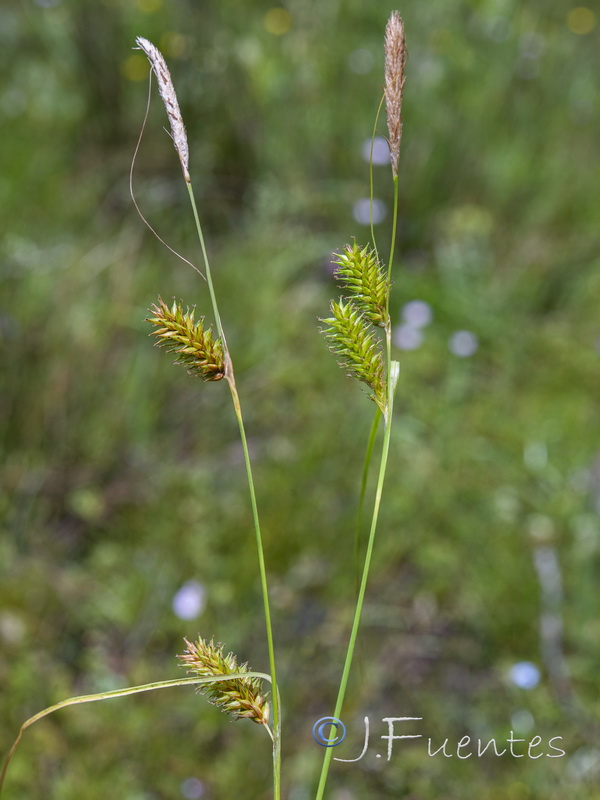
[1,0,599,798]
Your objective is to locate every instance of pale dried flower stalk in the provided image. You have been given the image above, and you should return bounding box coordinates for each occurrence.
[384,11,406,178]
[136,36,190,183]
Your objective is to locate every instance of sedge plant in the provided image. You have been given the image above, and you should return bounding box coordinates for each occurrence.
[315,13,405,797]
[1,32,282,800]
[0,13,406,800]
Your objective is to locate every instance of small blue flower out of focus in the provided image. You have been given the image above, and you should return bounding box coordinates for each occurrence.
[449,330,479,357]
[353,198,387,225]
[172,580,206,620]
[402,299,433,328]
[180,777,205,799]
[362,135,391,165]
[509,661,541,690]
[393,324,423,351]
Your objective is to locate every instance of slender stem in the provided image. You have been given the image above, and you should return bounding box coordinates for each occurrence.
[354,91,394,594]
[315,368,398,800]
[354,90,387,597]
[354,409,382,595]
[387,176,399,316]
[185,181,280,800]
[228,379,281,799]
[317,161,401,800]
[186,182,226,343]
[1,673,274,796]
[385,176,399,393]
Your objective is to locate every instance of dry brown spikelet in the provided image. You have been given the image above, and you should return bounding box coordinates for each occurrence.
[136,36,190,183]
[384,11,407,178]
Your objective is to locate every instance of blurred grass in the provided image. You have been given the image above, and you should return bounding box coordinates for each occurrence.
[1,0,600,798]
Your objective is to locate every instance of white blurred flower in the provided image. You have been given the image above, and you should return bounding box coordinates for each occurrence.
[401,300,433,328]
[352,198,387,225]
[361,135,391,165]
[449,330,478,357]
[511,708,535,734]
[172,580,206,620]
[180,777,205,799]
[509,661,540,690]
[393,324,423,351]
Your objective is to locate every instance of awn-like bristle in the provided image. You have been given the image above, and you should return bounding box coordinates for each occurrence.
[136,36,190,183]
[384,12,406,178]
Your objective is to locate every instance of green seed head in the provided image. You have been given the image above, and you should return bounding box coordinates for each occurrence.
[147,297,225,381]
[332,242,389,327]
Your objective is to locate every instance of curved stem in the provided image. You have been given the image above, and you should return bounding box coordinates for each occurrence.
[387,176,399,303]
[185,182,280,800]
[1,673,275,796]
[384,176,399,401]
[369,92,386,254]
